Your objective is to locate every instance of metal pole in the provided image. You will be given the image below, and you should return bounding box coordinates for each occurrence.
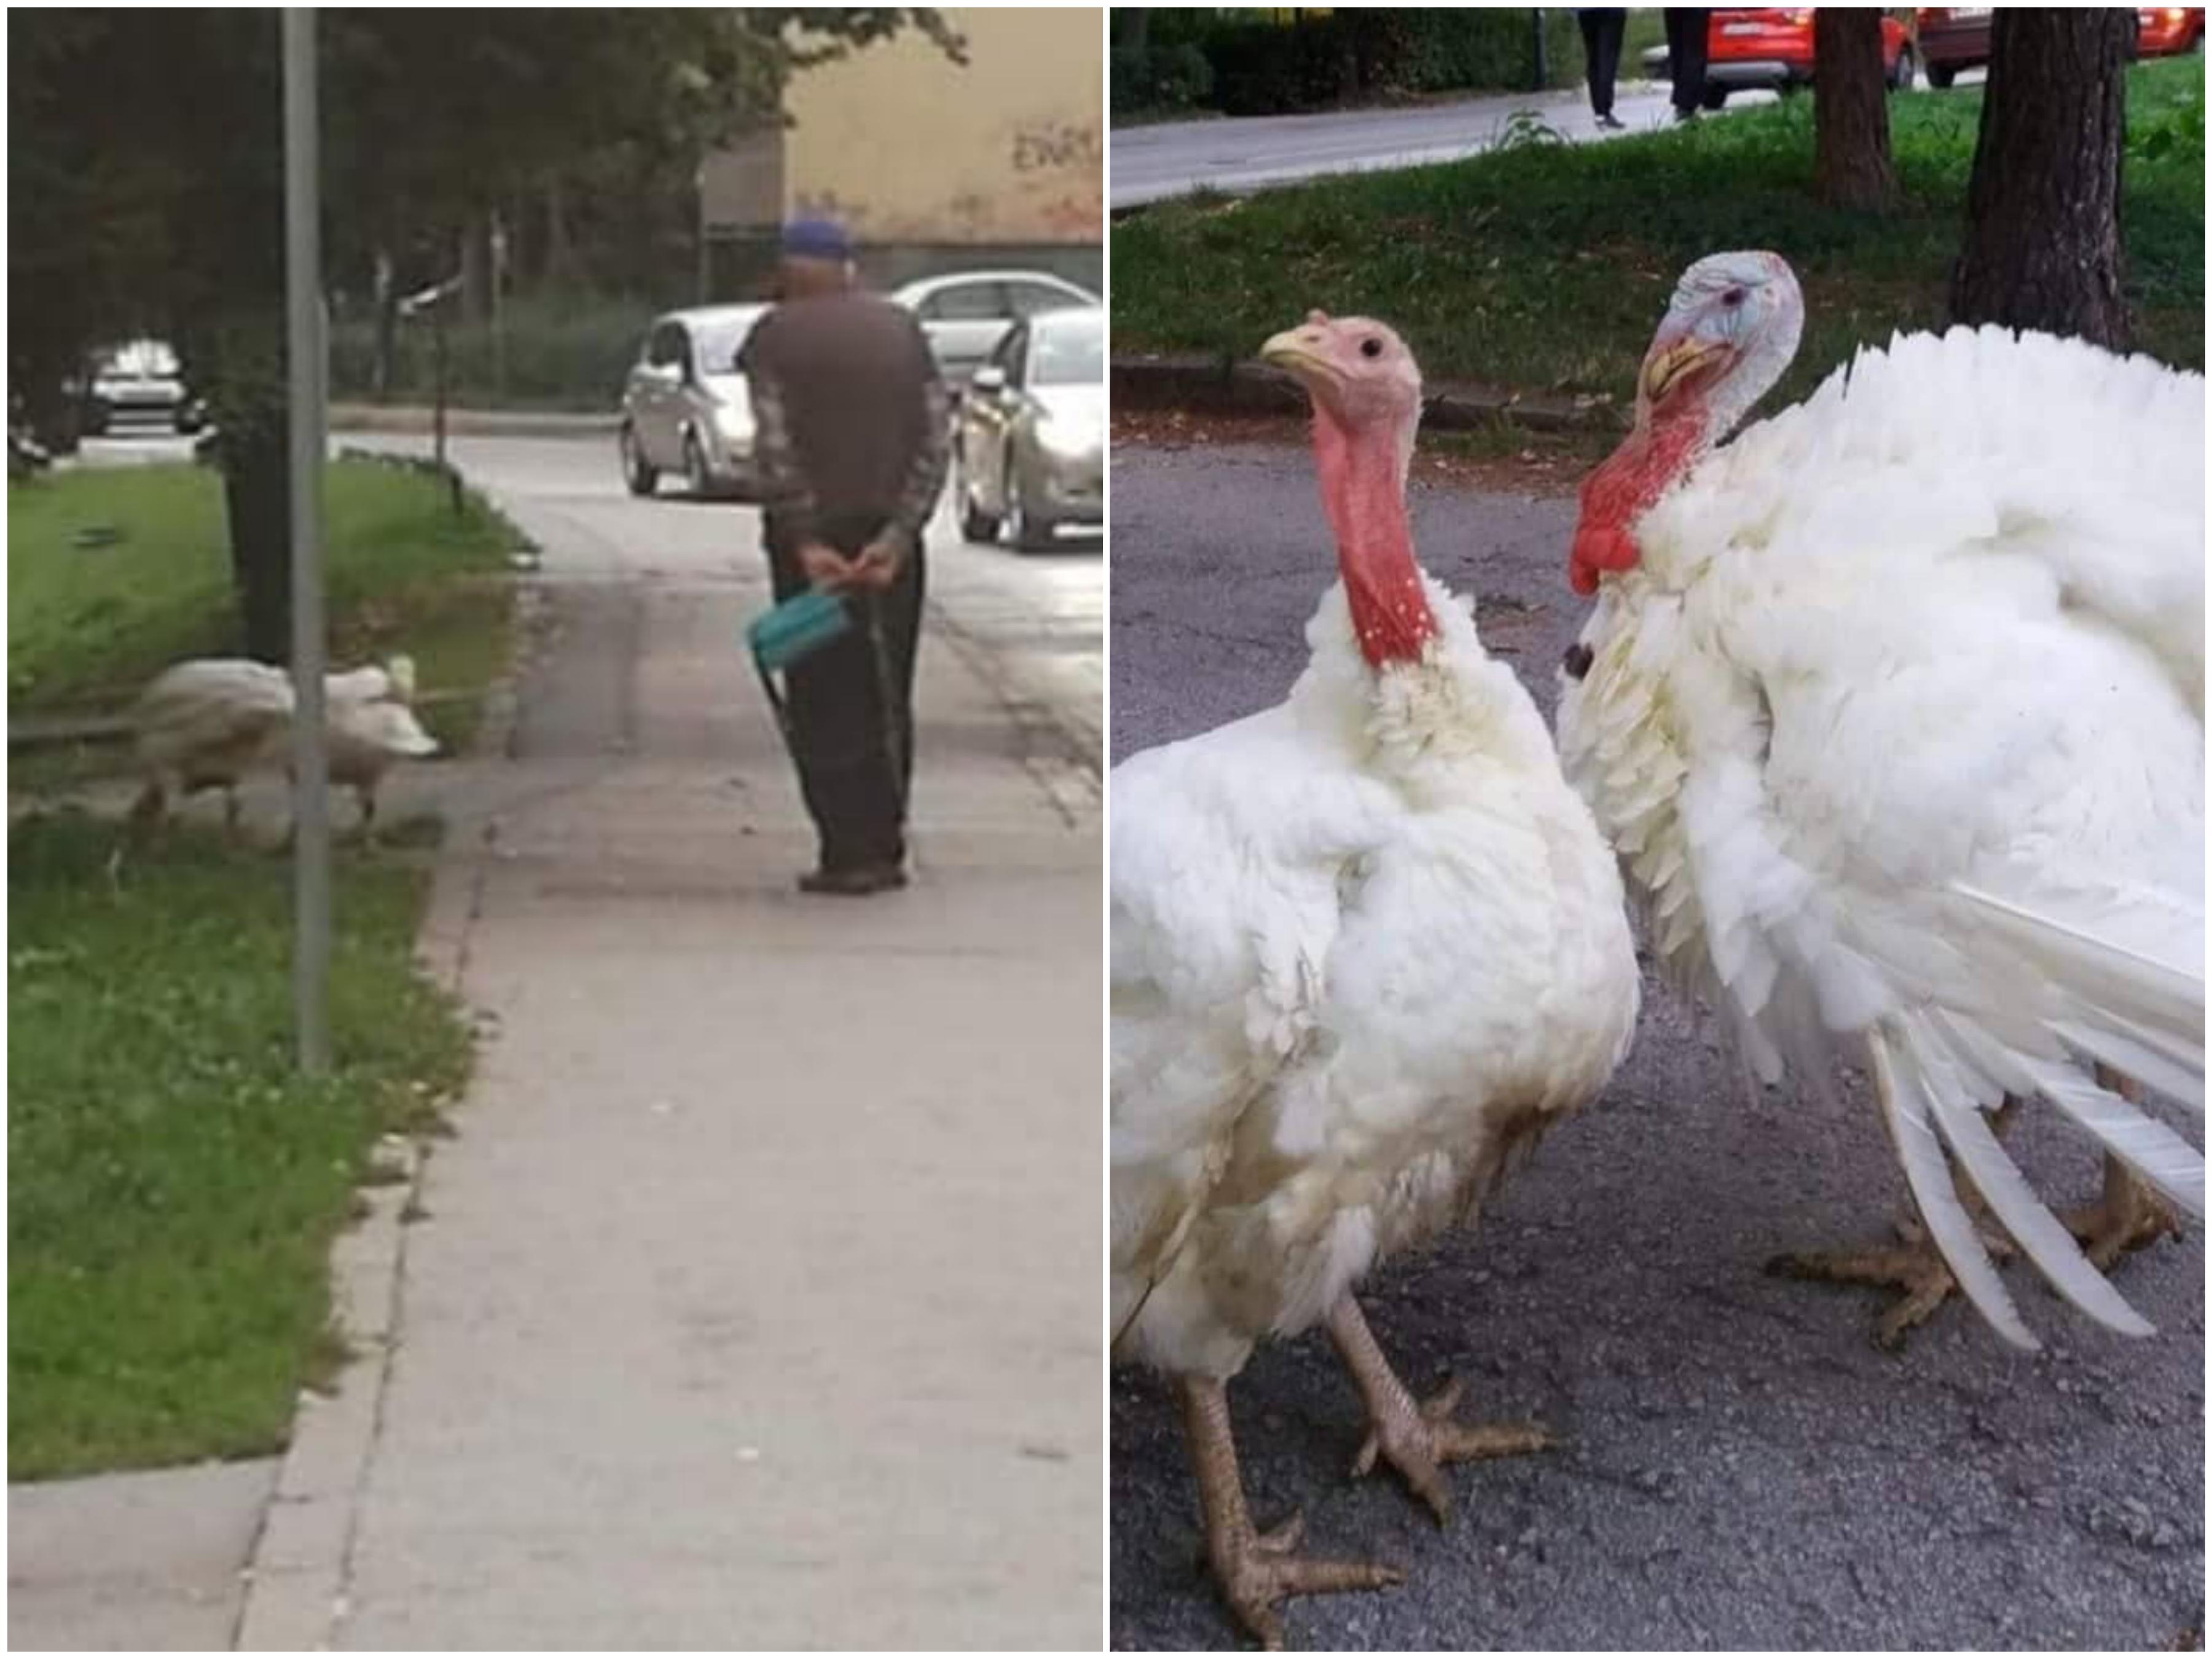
[283,7,331,1075]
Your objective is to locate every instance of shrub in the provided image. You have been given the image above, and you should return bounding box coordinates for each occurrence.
[1112,42,1215,116]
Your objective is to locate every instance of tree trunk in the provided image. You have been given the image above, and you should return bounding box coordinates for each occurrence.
[182,302,293,664]
[1950,8,2135,348]
[1813,10,1897,211]
[222,411,293,663]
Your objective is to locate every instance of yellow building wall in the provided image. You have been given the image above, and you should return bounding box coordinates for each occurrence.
[783,7,1101,245]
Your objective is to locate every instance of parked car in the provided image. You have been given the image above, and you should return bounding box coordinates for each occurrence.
[618,304,769,500]
[952,305,1102,553]
[890,270,1097,385]
[1918,7,2200,87]
[1643,9,1916,106]
[82,339,205,436]
[2138,6,2207,55]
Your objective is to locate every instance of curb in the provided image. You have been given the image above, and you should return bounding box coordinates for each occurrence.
[331,403,616,439]
[233,500,539,1652]
[1110,353,1618,435]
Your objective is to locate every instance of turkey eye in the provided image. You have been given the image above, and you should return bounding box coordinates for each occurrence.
[1722,287,1747,308]
[1359,337,1383,358]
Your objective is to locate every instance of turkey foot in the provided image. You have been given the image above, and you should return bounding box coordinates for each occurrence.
[1765,1214,2014,1351]
[1768,1096,2027,1351]
[2064,1153,2184,1269]
[1181,1376,1403,1651]
[1325,1296,1550,1525]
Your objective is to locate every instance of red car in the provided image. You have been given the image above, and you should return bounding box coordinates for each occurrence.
[1641,9,1916,108]
[1920,7,2204,88]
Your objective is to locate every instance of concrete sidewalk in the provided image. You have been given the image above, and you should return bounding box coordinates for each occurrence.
[189,471,1091,1645]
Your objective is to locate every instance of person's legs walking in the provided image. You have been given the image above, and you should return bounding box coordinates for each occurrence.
[1665,8,1709,118]
[1580,10,1626,127]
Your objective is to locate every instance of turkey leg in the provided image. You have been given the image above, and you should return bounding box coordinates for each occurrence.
[1324,1296,1550,1525]
[1180,1375,1402,1652]
[2061,1070,2185,1267]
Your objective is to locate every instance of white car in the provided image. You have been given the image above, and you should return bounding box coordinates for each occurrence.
[890,270,1097,385]
[618,305,768,499]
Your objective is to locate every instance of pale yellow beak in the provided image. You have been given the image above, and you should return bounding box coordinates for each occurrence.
[1639,334,1734,404]
[1260,329,1339,388]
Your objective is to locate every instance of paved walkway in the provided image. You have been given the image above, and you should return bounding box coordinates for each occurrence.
[1110,77,1749,208]
[294,480,1099,1648]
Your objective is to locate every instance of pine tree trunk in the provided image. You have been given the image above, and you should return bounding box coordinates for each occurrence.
[1950,9,2135,348]
[1813,10,1896,211]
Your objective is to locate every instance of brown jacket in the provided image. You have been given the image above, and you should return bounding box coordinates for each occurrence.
[739,291,949,548]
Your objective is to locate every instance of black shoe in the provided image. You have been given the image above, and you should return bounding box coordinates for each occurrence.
[797,861,908,896]
[1596,112,1626,130]
[1673,105,1700,124]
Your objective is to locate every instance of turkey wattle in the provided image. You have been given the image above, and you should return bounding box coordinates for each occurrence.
[1112,312,1639,1646]
[1557,249,2205,1351]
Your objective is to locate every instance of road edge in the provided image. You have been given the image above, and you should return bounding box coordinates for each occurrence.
[1111,353,1616,434]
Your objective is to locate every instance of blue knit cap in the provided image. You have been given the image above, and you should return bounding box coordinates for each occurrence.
[781,217,852,262]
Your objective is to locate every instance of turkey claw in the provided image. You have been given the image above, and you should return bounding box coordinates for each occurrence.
[1209,1508,1402,1652]
[1351,1376,1552,1526]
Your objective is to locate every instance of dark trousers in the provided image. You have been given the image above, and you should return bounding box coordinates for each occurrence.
[764,514,924,872]
[1665,8,1710,112]
[1577,10,1626,117]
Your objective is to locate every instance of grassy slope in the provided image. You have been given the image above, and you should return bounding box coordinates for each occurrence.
[1114,58,2205,410]
[7,458,526,751]
[9,817,471,1478]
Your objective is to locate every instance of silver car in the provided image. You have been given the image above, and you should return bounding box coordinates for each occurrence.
[952,305,1103,552]
[890,270,1097,385]
[618,305,769,499]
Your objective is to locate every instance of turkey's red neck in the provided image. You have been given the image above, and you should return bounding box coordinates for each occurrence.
[1569,398,1712,597]
[1312,406,1435,669]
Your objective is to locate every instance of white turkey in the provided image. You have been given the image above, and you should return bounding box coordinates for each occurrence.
[1111,312,1639,1646]
[128,653,434,841]
[1557,249,2204,1351]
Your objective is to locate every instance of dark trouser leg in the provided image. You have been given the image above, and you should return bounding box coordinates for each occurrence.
[764,517,924,872]
[1580,10,1625,116]
[1665,7,1709,112]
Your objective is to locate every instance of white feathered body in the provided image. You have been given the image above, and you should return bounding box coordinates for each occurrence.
[1113,575,1639,1379]
[131,653,436,804]
[1558,325,2205,1344]
[131,659,295,791]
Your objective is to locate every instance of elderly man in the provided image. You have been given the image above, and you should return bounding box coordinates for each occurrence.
[739,219,950,895]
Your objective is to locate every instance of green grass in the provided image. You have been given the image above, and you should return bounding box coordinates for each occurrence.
[1114,57,2205,410]
[9,458,526,720]
[9,812,471,1479]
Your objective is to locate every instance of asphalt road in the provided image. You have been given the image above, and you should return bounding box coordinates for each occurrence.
[1108,441,2205,1652]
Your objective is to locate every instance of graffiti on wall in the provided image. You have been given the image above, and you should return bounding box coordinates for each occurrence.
[1010,120,1101,175]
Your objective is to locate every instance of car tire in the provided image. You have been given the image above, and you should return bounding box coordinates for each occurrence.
[1926,63,1957,88]
[621,424,658,496]
[1889,45,1916,91]
[960,488,1001,543]
[1700,85,1730,111]
[683,430,718,500]
[1005,463,1054,554]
